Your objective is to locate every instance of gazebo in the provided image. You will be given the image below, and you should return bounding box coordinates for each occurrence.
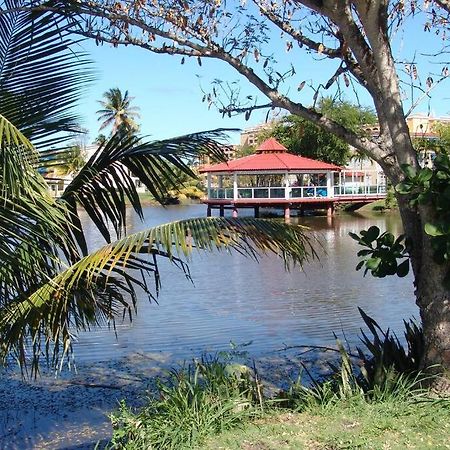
[199,138,386,219]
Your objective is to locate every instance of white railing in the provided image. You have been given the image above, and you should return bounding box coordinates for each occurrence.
[208,184,386,200]
[290,186,328,198]
[208,188,234,199]
[334,184,386,196]
[237,187,286,199]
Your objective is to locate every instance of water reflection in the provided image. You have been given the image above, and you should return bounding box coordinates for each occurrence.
[75,204,417,363]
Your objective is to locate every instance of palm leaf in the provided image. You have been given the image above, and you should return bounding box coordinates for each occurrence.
[0,2,92,311]
[0,0,94,148]
[0,217,316,374]
[0,113,35,153]
[59,129,232,248]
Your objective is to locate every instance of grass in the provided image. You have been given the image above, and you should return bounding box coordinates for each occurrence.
[201,397,450,449]
[106,318,448,450]
[108,355,262,449]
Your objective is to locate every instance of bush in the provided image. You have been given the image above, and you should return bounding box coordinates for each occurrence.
[278,309,426,411]
[109,355,263,449]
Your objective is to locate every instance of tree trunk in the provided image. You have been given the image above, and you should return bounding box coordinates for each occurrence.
[397,197,450,389]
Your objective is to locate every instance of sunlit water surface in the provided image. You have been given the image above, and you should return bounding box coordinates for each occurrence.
[75,204,417,364]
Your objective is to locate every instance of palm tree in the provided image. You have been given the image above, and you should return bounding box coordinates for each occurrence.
[96,87,141,134]
[0,4,314,374]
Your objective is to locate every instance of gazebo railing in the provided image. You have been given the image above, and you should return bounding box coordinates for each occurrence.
[208,183,386,200]
[209,188,234,199]
[238,187,285,199]
[334,184,386,196]
[291,186,328,198]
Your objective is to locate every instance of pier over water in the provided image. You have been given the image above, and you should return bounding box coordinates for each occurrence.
[199,138,386,218]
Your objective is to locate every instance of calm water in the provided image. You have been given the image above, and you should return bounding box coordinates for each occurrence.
[74,204,418,364]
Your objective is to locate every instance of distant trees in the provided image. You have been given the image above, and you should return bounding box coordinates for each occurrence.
[243,100,376,166]
[259,115,350,166]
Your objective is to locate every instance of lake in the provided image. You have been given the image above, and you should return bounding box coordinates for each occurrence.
[75,203,418,364]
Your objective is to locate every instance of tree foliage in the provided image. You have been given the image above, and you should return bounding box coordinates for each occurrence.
[257,99,376,166]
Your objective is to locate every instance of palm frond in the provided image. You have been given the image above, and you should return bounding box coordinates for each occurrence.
[59,129,232,248]
[0,0,94,148]
[0,217,315,373]
[0,113,35,153]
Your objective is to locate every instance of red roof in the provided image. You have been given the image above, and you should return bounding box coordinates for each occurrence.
[256,137,288,152]
[199,138,342,173]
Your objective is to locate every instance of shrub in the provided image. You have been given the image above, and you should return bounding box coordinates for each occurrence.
[278,309,425,411]
[109,355,263,449]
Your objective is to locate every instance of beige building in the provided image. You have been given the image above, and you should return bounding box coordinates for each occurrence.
[406,113,450,138]
[239,122,274,147]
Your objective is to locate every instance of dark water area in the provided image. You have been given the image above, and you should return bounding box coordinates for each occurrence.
[74,203,417,364]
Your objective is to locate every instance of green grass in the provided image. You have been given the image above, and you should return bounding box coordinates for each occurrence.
[108,356,262,449]
[201,397,450,450]
[106,320,448,450]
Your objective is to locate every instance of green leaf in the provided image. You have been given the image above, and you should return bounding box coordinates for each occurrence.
[366,257,382,270]
[396,259,410,277]
[349,232,360,241]
[401,164,416,179]
[424,223,444,237]
[395,182,412,194]
[380,232,394,247]
[436,170,449,180]
[417,168,433,183]
[361,226,380,244]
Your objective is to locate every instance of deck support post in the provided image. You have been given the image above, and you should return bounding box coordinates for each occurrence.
[327,203,334,217]
[219,205,224,217]
[284,205,291,222]
[207,205,212,217]
[254,206,260,218]
[232,207,238,218]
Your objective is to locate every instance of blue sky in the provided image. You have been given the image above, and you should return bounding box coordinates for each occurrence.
[75,13,450,145]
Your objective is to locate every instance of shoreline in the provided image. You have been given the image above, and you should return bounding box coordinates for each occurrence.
[0,348,337,450]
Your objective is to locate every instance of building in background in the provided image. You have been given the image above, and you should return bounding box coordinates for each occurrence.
[239,122,274,147]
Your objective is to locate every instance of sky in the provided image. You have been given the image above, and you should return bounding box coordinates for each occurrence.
[74,9,450,146]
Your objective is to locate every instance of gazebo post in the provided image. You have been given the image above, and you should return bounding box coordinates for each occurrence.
[233,173,238,200]
[327,203,334,217]
[254,206,260,218]
[327,172,334,198]
[219,205,224,217]
[207,173,211,199]
[207,205,212,217]
[284,171,290,200]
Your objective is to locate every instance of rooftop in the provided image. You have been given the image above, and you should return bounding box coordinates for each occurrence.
[200,138,342,173]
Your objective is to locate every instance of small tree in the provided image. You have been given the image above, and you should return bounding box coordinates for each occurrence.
[97,87,141,135]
